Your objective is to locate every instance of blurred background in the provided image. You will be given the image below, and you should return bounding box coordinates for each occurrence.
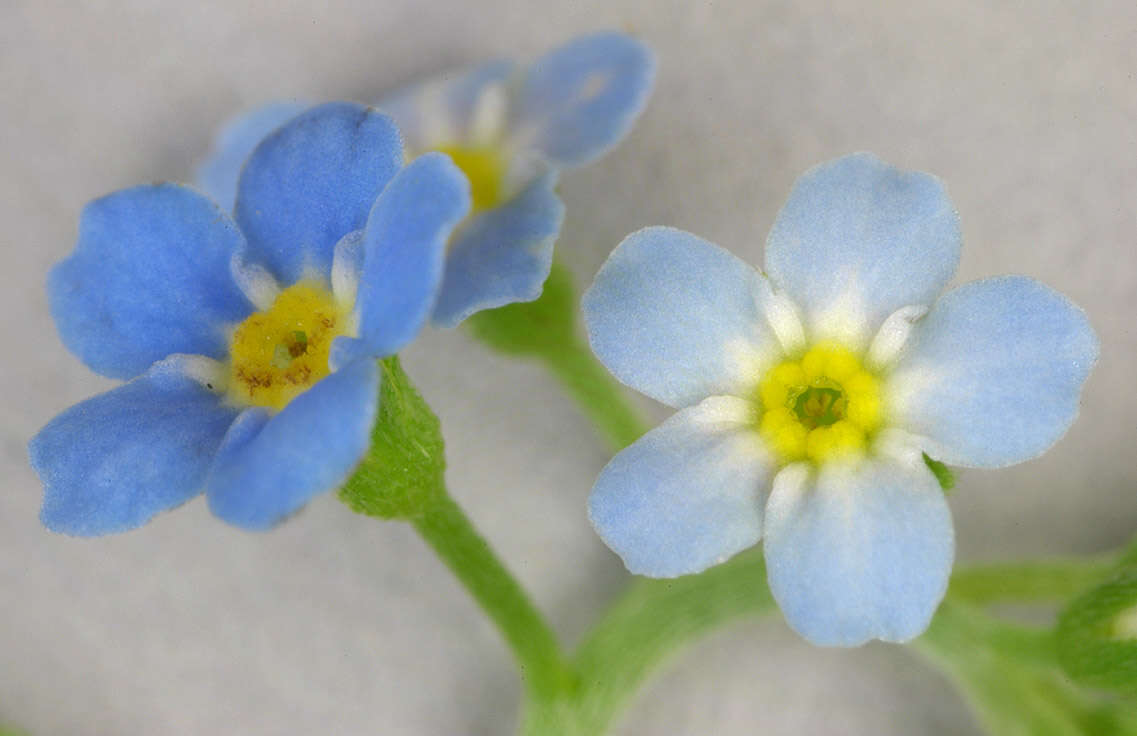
[2,1,1135,733]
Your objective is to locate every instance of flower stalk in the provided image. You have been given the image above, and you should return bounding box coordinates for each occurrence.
[340,356,572,701]
[343,357,1134,734]
[412,492,574,701]
[467,261,649,451]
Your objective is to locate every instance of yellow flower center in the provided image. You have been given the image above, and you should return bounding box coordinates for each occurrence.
[227,282,351,411]
[433,145,506,212]
[757,342,883,465]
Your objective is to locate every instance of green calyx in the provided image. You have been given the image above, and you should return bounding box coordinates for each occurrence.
[339,356,446,520]
[923,453,956,492]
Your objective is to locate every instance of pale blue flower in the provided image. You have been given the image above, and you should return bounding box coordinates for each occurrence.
[583,153,1098,646]
[30,103,471,534]
[196,32,655,327]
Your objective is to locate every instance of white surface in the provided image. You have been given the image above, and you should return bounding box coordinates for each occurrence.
[2,1,1135,734]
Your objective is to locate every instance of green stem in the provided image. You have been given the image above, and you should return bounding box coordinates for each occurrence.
[517,551,1123,735]
[949,557,1117,605]
[521,549,775,735]
[466,260,649,452]
[540,334,647,450]
[412,492,573,701]
[571,549,774,732]
[913,599,1137,736]
[346,358,1134,733]
[339,356,571,702]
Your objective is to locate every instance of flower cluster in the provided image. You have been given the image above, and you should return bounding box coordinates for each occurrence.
[198,32,655,327]
[584,153,1098,645]
[32,33,654,536]
[28,32,1101,659]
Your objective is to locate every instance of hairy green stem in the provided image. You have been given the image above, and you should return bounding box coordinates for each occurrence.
[515,550,1124,735]
[914,599,1137,736]
[569,549,773,733]
[412,492,573,701]
[540,334,647,450]
[340,357,572,702]
[345,358,1134,734]
[466,260,649,452]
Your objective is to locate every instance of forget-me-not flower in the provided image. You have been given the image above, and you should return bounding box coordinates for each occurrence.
[197,32,655,327]
[30,102,470,534]
[583,153,1098,646]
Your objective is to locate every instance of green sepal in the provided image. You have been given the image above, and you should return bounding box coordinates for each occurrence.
[923,453,955,492]
[338,356,445,520]
[1057,567,1137,696]
[466,260,578,355]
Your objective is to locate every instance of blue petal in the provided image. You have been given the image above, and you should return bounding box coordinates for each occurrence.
[763,457,954,646]
[29,359,240,536]
[206,358,379,530]
[49,184,252,379]
[513,32,655,168]
[583,227,784,408]
[378,60,515,152]
[431,171,563,327]
[888,276,1098,468]
[332,154,469,365]
[589,397,773,577]
[196,101,309,212]
[764,153,961,346]
[234,102,403,284]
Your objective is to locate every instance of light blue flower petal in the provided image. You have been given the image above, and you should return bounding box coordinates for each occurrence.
[206,358,379,530]
[431,170,563,327]
[589,396,773,577]
[196,101,309,213]
[583,227,783,408]
[513,32,655,168]
[888,276,1098,468]
[49,184,252,379]
[764,458,954,646]
[343,153,469,361]
[765,153,961,344]
[379,60,515,152]
[29,359,239,536]
[234,102,403,284]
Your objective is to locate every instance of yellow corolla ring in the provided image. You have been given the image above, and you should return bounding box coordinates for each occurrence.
[433,145,507,213]
[757,342,883,465]
[227,281,351,411]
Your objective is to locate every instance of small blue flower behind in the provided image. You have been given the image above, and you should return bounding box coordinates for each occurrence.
[583,153,1098,646]
[196,32,655,328]
[30,102,471,535]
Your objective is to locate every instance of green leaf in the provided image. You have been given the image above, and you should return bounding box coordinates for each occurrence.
[1057,567,1137,695]
[923,453,955,492]
[338,356,445,519]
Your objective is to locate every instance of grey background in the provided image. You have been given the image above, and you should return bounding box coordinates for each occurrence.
[2,1,1135,734]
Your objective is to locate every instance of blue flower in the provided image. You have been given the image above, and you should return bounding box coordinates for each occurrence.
[582,153,1098,646]
[29,102,471,535]
[196,32,655,327]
